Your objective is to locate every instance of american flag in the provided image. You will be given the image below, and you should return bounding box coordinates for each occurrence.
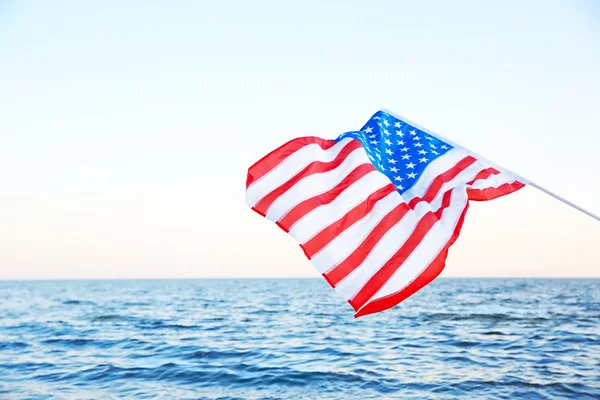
[246,110,525,317]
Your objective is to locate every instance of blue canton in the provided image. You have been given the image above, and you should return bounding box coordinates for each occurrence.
[335,111,453,194]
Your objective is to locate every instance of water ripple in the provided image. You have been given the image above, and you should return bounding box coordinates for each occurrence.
[0,278,598,399]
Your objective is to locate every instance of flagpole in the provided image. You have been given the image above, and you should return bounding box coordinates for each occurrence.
[380,108,600,223]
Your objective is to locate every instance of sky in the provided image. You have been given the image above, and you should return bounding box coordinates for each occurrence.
[1,0,599,279]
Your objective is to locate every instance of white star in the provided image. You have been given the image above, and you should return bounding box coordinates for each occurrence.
[385,148,393,156]
[383,129,391,136]
[370,140,379,145]
[368,154,375,161]
[400,147,409,152]
[401,154,411,160]
[394,122,402,128]
[394,175,403,182]
[396,184,404,190]
[430,144,437,149]
[414,142,423,148]
[406,162,415,169]
[418,149,427,155]
[419,157,428,163]
[384,138,392,146]
[373,116,381,120]
[364,126,373,133]
[376,153,381,160]
[431,150,439,155]
[377,123,383,128]
[407,172,417,179]
[397,140,405,145]
[409,130,417,136]
[441,145,448,149]
[388,158,397,164]
[383,119,390,127]
[369,134,376,139]
[396,130,404,137]
[413,136,420,141]
[390,166,399,172]
[425,136,434,141]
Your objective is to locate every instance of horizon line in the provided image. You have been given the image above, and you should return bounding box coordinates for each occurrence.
[1,276,599,282]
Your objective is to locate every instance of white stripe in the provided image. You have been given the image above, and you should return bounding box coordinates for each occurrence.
[411,161,486,212]
[402,148,471,202]
[288,170,391,242]
[309,191,402,273]
[470,172,519,190]
[245,137,355,208]
[333,198,436,301]
[265,148,371,221]
[362,188,469,306]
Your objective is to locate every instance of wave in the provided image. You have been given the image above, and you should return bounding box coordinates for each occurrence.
[0,341,29,350]
[426,313,551,323]
[91,314,128,322]
[37,362,375,389]
[182,350,253,360]
[62,300,96,305]
[141,321,197,330]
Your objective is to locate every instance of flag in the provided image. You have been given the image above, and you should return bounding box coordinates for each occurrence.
[245,110,525,317]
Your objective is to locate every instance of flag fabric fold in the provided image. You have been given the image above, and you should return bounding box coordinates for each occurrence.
[245,110,525,317]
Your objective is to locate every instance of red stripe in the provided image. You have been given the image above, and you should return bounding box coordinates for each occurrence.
[252,140,364,216]
[300,184,397,259]
[354,200,470,318]
[348,189,455,311]
[250,207,266,218]
[278,163,376,230]
[407,157,476,209]
[246,137,339,189]
[323,202,411,287]
[467,181,525,201]
[466,167,500,185]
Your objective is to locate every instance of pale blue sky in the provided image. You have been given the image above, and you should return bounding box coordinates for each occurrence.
[1,1,599,279]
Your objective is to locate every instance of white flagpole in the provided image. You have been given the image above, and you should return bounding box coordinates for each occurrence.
[380,108,600,223]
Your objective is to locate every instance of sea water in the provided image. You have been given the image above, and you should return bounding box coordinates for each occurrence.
[0,278,598,399]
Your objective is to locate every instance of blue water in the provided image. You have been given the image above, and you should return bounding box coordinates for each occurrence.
[0,279,598,399]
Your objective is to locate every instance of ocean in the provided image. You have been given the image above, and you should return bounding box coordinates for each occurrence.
[0,278,598,399]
